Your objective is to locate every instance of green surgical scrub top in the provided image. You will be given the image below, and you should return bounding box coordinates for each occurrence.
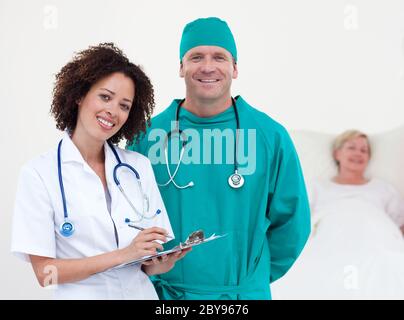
[127,96,311,300]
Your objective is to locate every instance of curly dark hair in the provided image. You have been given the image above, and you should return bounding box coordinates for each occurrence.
[50,43,154,144]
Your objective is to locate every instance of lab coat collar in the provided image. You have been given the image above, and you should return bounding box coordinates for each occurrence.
[104,140,119,211]
[60,131,87,164]
[60,131,117,168]
[60,132,120,208]
[104,139,119,185]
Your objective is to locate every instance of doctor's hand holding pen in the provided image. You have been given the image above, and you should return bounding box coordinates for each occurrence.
[126,226,192,275]
[122,227,192,275]
[29,227,175,287]
[122,226,169,259]
[123,222,192,275]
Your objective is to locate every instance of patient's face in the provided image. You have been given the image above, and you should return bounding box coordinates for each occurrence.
[335,137,370,174]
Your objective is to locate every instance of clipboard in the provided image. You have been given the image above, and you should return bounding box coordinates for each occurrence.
[113,230,226,270]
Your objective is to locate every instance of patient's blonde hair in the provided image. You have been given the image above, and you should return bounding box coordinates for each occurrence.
[332,130,371,167]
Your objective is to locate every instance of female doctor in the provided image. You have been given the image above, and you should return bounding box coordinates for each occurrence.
[11,43,189,299]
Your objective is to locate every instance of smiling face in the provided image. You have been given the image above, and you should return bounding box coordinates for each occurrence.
[334,136,370,175]
[180,45,238,103]
[75,72,135,144]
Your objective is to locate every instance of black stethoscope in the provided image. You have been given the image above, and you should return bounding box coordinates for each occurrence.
[157,96,244,190]
[57,139,161,237]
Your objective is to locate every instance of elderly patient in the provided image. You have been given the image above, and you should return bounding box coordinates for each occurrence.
[312,130,404,234]
[272,130,404,300]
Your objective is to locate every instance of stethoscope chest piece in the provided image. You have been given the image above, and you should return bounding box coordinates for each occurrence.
[228,171,244,189]
[60,219,75,237]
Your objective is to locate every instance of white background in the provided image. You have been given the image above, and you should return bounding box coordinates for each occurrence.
[1,0,403,299]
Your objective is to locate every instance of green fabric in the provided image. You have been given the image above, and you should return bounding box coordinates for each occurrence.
[127,96,311,300]
[179,17,237,62]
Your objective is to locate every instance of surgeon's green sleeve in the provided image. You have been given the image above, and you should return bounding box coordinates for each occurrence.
[267,133,311,283]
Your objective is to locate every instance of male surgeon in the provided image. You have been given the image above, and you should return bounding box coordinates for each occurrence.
[128,17,311,299]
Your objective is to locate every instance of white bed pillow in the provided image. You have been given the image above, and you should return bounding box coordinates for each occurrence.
[289,125,404,197]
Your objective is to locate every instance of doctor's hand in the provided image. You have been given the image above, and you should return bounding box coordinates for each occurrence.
[141,247,192,276]
[121,227,169,262]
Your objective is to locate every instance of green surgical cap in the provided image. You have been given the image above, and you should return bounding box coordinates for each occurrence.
[180,17,237,62]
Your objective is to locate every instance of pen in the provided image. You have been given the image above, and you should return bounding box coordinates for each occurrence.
[124,218,174,239]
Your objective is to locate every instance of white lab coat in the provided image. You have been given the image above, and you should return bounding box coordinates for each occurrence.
[11,132,174,299]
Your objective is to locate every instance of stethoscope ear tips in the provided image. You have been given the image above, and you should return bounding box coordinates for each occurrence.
[188,181,195,187]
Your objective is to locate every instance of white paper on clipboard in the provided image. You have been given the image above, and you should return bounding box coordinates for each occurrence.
[113,233,226,270]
